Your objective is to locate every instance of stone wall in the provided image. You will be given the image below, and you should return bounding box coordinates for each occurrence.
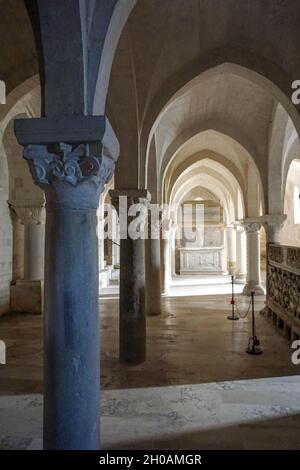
[262,244,300,340]
[0,149,12,316]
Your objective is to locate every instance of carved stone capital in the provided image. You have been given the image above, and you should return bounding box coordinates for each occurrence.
[233,222,245,234]
[24,143,115,210]
[240,219,261,234]
[24,143,114,189]
[8,200,46,225]
[262,214,287,244]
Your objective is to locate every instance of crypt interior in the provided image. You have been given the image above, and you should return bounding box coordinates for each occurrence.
[0,0,300,450]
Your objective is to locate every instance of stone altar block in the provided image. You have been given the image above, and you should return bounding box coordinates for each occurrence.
[179,247,224,274]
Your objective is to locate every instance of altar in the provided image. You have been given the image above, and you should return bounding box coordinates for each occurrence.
[177,200,227,275]
[179,246,225,274]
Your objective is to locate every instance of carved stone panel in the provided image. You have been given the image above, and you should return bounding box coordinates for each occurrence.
[267,265,300,320]
[269,245,284,265]
[287,247,300,270]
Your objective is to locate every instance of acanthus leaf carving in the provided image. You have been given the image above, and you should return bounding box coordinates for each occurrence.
[24,143,115,191]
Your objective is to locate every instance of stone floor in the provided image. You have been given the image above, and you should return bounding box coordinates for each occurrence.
[100,274,250,298]
[0,290,300,449]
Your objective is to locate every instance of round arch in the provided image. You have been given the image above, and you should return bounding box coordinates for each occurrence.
[141,56,300,189]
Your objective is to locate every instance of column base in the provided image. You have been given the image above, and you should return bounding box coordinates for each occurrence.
[10,280,43,314]
[242,282,265,296]
[99,268,109,288]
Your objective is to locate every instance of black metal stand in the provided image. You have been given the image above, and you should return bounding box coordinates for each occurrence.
[227,275,239,320]
[246,291,263,355]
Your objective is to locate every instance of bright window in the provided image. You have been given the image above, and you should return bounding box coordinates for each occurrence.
[293,185,300,224]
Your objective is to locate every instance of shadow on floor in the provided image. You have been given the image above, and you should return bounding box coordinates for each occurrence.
[107,414,300,450]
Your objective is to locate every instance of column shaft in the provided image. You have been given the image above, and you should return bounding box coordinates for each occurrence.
[235,227,247,282]
[44,206,100,449]
[15,139,117,450]
[226,225,236,275]
[242,221,264,296]
[24,222,45,280]
[119,236,146,362]
[161,236,170,294]
[145,238,161,316]
[110,189,149,364]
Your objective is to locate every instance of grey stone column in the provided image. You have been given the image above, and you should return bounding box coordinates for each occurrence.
[241,220,265,296]
[145,211,161,316]
[110,189,150,364]
[20,141,116,450]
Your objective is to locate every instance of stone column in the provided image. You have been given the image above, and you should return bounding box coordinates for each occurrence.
[9,202,45,280]
[226,224,237,275]
[235,225,247,283]
[145,210,161,316]
[241,220,265,296]
[9,201,45,314]
[112,237,120,267]
[98,215,105,271]
[110,189,150,364]
[161,231,171,295]
[22,206,45,281]
[221,228,228,274]
[8,203,24,283]
[170,225,178,277]
[18,140,116,450]
[98,212,109,289]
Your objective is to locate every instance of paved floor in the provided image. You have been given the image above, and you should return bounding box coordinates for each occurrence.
[1,376,300,450]
[0,290,299,449]
[0,292,297,393]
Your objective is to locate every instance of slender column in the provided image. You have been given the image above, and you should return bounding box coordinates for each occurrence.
[112,235,120,267]
[241,220,264,296]
[8,201,45,314]
[8,204,24,282]
[21,142,115,450]
[235,225,247,283]
[9,202,45,281]
[161,232,171,294]
[221,228,228,273]
[226,224,236,275]
[110,189,150,364]
[170,225,178,277]
[98,217,105,271]
[98,212,109,289]
[145,210,161,316]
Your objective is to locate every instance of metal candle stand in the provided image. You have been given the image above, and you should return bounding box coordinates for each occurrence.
[227,275,239,321]
[246,291,263,355]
